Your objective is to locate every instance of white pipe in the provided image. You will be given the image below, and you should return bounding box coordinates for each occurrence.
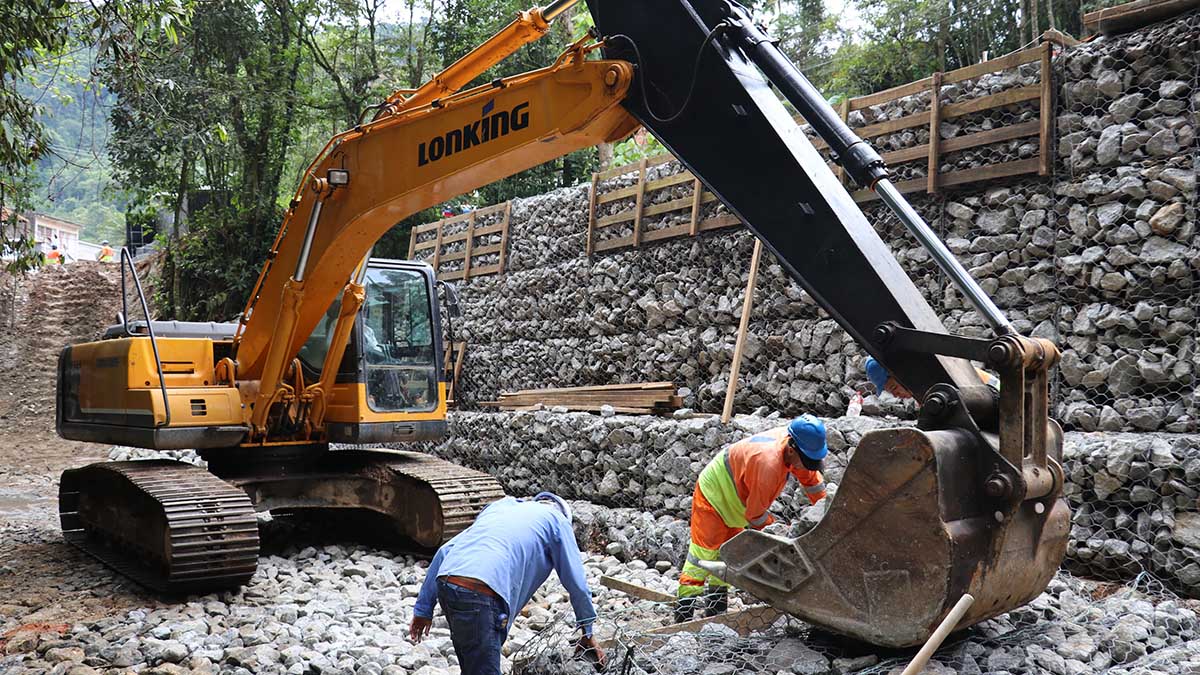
[900,594,975,675]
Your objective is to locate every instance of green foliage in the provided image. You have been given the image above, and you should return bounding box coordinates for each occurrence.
[155,204,279,320]
[0,0,70,204]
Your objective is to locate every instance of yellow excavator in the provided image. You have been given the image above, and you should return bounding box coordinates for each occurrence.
[56,0,1068,648]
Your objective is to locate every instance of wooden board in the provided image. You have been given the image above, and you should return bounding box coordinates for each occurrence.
[601,576,676,603]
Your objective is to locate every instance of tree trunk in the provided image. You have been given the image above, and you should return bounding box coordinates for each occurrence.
[1030,0,1040,43]
[1046,0,1057,31]
[598,143,614,172]
[171,147,193,318]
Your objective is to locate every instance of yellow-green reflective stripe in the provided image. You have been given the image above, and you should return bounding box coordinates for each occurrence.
[697,450,748,528]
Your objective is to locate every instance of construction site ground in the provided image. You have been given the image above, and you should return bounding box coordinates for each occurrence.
[1,263,1199,675]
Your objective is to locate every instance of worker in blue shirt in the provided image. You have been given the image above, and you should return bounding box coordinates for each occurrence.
[409,492,606,674]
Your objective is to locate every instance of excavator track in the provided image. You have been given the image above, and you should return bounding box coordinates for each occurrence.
[59,461,259,593]
[225,450,506,549]
[380,451,507,540]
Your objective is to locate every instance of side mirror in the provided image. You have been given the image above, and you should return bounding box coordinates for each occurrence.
[438,280,462,319]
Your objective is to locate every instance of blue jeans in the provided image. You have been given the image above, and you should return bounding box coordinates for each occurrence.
[437,578,510,675]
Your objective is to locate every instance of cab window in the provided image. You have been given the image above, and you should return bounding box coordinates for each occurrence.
[362,267,438,413]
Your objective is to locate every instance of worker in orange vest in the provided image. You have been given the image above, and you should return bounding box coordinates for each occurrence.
[46,245,64,265]
[96,241,115,262]
[675,415,828,623]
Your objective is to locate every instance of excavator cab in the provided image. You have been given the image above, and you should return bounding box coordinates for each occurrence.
[301,258,449,444]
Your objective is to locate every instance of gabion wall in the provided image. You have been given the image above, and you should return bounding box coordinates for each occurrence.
[419,410,1200,599]
[447,10,1199,432]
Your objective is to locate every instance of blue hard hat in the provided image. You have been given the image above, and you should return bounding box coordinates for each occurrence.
[533,491,572,522]
[787,414,827,461]
[865,357,890,393]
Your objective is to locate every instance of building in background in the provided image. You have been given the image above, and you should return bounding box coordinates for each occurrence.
[24,213,106,261]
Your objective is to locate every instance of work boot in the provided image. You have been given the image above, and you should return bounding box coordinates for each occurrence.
[673,596,698,624]
[702,586,729,617]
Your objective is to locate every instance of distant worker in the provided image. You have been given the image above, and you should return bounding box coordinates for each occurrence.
[410,492,605,674]
[97,241,115,262]
[864,356,996,401]
[676,415,828,624]
[46,245,64,265]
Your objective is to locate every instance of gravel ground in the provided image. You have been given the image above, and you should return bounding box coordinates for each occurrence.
[3,439,1199,674]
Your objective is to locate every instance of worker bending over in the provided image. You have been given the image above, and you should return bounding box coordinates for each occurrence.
[97,241,115,262]
[865,356,996,400]
[676,415,828,624]
[410,492,605,674]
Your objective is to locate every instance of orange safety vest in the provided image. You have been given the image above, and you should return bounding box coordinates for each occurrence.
[698,426,826,530]
[47,250,63,264]
[98,246,114,261]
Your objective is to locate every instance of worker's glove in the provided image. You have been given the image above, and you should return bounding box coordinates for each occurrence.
[573,634,607,671]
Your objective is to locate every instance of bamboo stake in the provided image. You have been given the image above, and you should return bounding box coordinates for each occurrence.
[722,239,763,424]
[899,594,975,675]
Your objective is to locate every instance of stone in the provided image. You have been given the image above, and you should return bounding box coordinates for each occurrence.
[45,647,86,664]
[1141,236,1190,265]
[1096,125,1122,165]
[1109,93,1143,123]
[1149,202,1185,235]
[1175,513,1200,550]
[765,638,830,674]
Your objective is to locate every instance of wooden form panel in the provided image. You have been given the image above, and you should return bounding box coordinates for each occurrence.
[586,156,743,255]
[605,40,1058,212]
[407,201,511,281]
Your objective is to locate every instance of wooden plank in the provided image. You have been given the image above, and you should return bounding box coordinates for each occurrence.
[497,201,511,275]
[646,153,675,168]
[472,222,505,237]
[470,263,501,276]
[439,250,468,263]
[632,158,648,247]
[407,226,417,259]
[928,71,943,194]
[597,184,639,205]
[596,158,646,181]
[596,208,638,228]
[439,269,465,281]
[689,177,703,236]
[1039,41,1053,177]
[587,173,599,256]
[413,221,442,235]
[431,221,444,274]
[697,213,743,232]
[643,195,695,219]
[1041,28,1080,47]
[462,210,476,280]
[882,120,1041,167]
[593,235,635,252]
[854,111,931,141]
[941,47,1043,85]
[1084,0,1199,35]
[412,239,438,252]
[506,382,676,395]
[722,239,763,424]
[644,171,696,192]
[850,176,926,203]
[942,85,1040,119]
[446,341,467,406]
[600,576,675,603]
[640,223,692,245]
[938,157,1041,188]
[439,230,470,245]
[849,76,934,111]
[473,202,509,218]
[469,243,501,257]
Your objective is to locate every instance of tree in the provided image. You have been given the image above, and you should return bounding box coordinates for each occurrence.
[103,0,309,320]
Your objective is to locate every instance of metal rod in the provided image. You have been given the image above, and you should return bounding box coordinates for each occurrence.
[900,594,975,675]
[875,180,1015,336]
[540,0,579,21]
[294,199,324,282]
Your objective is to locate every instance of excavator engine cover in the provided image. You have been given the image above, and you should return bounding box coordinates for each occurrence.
[715,426,1070,647]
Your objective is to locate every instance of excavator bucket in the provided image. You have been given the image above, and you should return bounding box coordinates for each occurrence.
[708,426,1070,647]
